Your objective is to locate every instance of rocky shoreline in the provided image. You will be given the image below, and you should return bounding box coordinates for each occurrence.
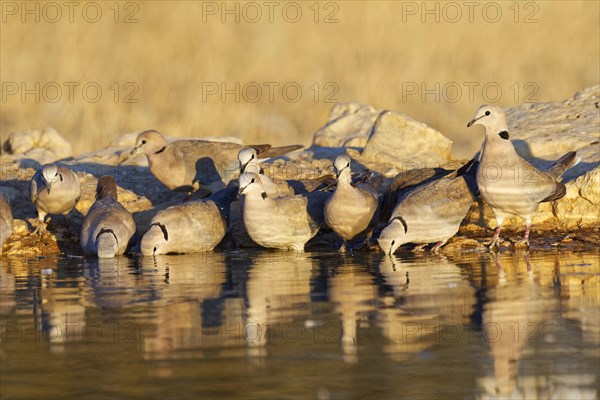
[1,86,599,256]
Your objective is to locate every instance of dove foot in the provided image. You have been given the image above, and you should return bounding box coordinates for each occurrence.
[515,238,530,248]
[431,241,447,253]
[412,244,427,253]
[30,218,48,236]
[486,237,501,251]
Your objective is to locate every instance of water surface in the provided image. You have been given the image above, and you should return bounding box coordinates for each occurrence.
[1,250,598,399]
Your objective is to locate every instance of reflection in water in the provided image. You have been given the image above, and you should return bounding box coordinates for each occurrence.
[137,254,227,361]
[0,250,598,399]
[328,257,377,363]
[244,252,313,359]
[475,252,598,399]
[377,254,476,362]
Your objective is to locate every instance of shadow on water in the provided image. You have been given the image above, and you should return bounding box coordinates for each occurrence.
[0,249,598,399]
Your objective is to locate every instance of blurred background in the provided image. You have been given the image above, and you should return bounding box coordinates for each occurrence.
[1,1,598,158]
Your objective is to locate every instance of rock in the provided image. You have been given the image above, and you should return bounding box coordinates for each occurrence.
[309,104,454,175]
[506,85,600,165]
[311,102,380,148]
[356,110,453,171]
[1,86,599,255]
[1,127,72,164]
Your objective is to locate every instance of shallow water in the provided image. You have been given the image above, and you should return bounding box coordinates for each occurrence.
[1,249,598,400]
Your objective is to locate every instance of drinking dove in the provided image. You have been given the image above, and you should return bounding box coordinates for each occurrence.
[378,160,478,255]
[124,130,302,195]
[141,184,238,255]
[324,155,379,251]
[467,105,579,248]
[238,172,330,251]
[0,194,13,252]
[80,176,136,258]
[381,166,458,223]
[30,163,81,235]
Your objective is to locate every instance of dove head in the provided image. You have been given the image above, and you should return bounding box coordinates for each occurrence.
[467,105,508,133]
[141,222,170,256]
[334,155,352,181]
[41,164,59,184]
[238,147,259,174]
[96,176,118,200]
[131,130,168,156]
[378,217,409,255]
[238,172,264,196]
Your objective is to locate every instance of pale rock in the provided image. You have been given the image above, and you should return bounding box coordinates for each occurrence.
[358,110,453,169]
[506,85,599,163]
[312,102,380,148]
[12,220,29,235]
[1,127,72,163]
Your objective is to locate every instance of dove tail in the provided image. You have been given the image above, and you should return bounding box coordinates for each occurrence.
[456,158,479,177]
[547,151,578,180]
[95,228,119,258]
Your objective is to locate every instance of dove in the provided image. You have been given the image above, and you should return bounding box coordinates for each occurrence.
[0,194,13,252]
[141,184,238,255]
[238,172,329,251]
[324,155,379,251]
[30,163,81,235]
[238,147,332,197]
[124,130,302,196]
[80,176,136,258]
[378,160,478,255]
[380,166,457,223]
[467,105,579,248]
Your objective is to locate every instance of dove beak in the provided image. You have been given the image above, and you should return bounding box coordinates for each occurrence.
[467,116,482,128]
[118,146,140,165]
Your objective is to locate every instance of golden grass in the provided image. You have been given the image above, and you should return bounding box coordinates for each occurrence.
[1,1,598,158]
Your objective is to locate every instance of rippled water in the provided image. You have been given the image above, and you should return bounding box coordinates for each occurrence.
[1,249,598,399]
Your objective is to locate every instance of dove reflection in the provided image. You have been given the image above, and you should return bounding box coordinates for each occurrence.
[377,254,475,362]
[244,251,313,360]
[138,254,226,361]
[328,258,378,363]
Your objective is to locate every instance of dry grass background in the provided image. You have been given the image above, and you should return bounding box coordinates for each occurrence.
[1,1,599,158]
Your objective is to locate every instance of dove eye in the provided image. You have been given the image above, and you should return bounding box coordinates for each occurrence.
[251,155,255,160]
[141,140,147,145]
[346,163,350,168]
[251,178,255,183]
[485,111,490,116]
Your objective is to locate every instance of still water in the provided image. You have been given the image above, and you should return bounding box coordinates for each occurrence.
[1,249,598,399]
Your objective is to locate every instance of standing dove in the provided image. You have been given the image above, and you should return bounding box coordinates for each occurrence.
[0,194,13,252]
[378,160,478,255]
[467,105,578,248]
[141,184,238,255]
[30,164,81,235]
[125,130,302,196]
[81,176,136,258]
[324,155,379,252]
[238,172,329,251]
